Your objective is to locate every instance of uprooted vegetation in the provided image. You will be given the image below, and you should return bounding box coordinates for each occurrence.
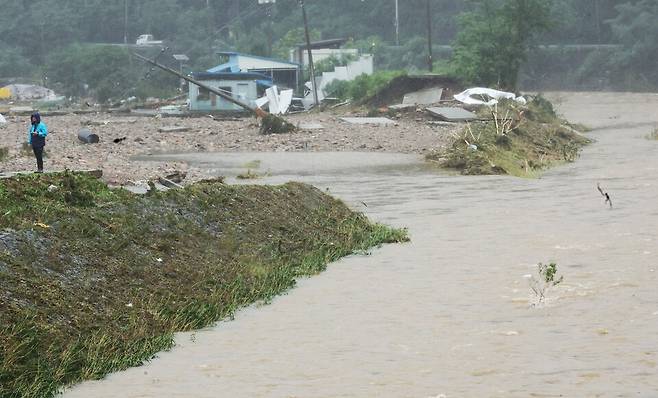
[429,96,591,177]
[0,172,407,398]
[259,114,297,135]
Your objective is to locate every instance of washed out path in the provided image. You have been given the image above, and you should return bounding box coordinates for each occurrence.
[65,92,658,397]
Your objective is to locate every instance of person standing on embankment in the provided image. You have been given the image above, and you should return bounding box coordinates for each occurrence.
[28,112,47,173]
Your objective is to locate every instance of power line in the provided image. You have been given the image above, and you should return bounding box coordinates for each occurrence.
[212,1,266,37]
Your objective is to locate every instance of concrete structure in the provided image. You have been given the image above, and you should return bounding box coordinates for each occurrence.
[303,55,374,107]
[208,52,300,91]
[188,72,271,112]
[290,38,350,68]
[290,38,374,108]
[292,48,360,67]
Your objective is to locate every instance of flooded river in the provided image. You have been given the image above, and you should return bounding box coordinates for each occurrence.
[65,93,658,397]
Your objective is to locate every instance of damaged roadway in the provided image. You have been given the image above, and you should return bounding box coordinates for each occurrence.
[0,111,457,185]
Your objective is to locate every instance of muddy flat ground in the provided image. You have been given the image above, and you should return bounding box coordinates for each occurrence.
[0,110,455,184]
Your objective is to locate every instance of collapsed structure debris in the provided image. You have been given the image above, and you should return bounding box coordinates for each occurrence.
[426,107,478,122]
[0,84,62,101]
[402,87,444,105]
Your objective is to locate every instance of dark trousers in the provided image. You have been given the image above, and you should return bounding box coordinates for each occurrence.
[32,146,44,171]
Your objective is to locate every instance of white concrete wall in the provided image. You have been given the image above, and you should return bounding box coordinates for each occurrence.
[318,55,374,97]
[236,56,297,72]
[303,55,375,107]
[290,48,359,65]
[189,80,257,111]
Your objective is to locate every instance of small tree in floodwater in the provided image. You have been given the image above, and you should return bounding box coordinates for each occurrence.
[451,0,553,91]
[529,262,563,305]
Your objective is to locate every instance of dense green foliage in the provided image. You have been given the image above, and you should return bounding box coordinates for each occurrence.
[0,0,655,99]
[451,0,553,90]
[324,70,406,102]
[0,172,407,397]
[603,0,658,88]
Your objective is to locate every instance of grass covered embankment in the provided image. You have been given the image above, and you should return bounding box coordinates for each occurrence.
[429,96,591,177]
[0,172,407,398]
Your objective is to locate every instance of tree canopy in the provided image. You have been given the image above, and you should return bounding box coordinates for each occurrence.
[451,0,553,90]
[0,0,653,99]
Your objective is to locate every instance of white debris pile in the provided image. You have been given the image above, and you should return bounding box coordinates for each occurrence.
[255,85,294,115]
[454,87,526,106]
[1,84,60,101]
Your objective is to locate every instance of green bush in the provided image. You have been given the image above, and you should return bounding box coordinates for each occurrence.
[45,44,178,103]
[324,70,406,102]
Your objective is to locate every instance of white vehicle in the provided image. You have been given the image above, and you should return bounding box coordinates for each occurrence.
[136,34,163,46]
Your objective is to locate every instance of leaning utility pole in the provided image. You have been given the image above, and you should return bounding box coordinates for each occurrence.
[426,0,433,72]
[300,0,319,107]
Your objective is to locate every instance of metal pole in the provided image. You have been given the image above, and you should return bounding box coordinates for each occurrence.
[300,0,319,107]
[124,0,128,44]
[426,0,433,72]
[395,0,399,46]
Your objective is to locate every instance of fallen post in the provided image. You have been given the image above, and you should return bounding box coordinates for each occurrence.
[158,177,184,189]
[158,126,190,133]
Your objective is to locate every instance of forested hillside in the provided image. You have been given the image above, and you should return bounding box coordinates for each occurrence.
[0,0,654,99]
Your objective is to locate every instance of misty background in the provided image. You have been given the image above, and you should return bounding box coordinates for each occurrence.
[0,0,655,102]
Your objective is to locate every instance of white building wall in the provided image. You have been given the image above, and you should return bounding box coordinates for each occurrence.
[290,48,359,65]
[236,55,298,71]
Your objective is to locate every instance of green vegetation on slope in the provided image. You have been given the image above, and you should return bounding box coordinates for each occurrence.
[324,70,407,103]
[0,172,407,398]
[430,96,591,177]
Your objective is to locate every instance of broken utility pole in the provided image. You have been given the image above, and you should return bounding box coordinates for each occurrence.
[132,52,296,134]
[300,0,319,107]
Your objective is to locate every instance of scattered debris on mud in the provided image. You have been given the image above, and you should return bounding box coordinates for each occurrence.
[0,111,457,185]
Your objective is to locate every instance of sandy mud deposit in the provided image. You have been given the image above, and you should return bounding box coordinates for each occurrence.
[0,111,456,185]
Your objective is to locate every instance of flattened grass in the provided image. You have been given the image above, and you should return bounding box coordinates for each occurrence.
[0,172,407,397]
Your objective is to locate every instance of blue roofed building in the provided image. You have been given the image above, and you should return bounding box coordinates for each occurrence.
[188,52,301,112]
[209,52,301,90]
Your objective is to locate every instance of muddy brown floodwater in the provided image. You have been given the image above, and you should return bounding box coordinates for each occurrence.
[64,93,658,397]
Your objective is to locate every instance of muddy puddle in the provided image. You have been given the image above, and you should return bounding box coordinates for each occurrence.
[65,93,658,397]
[137,151,438,179]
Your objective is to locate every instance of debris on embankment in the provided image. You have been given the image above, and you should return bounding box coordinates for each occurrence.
[427,95,591,177]
[0,172,407,398]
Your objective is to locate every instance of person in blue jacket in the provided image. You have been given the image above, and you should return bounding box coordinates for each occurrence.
[27,112,48,173]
